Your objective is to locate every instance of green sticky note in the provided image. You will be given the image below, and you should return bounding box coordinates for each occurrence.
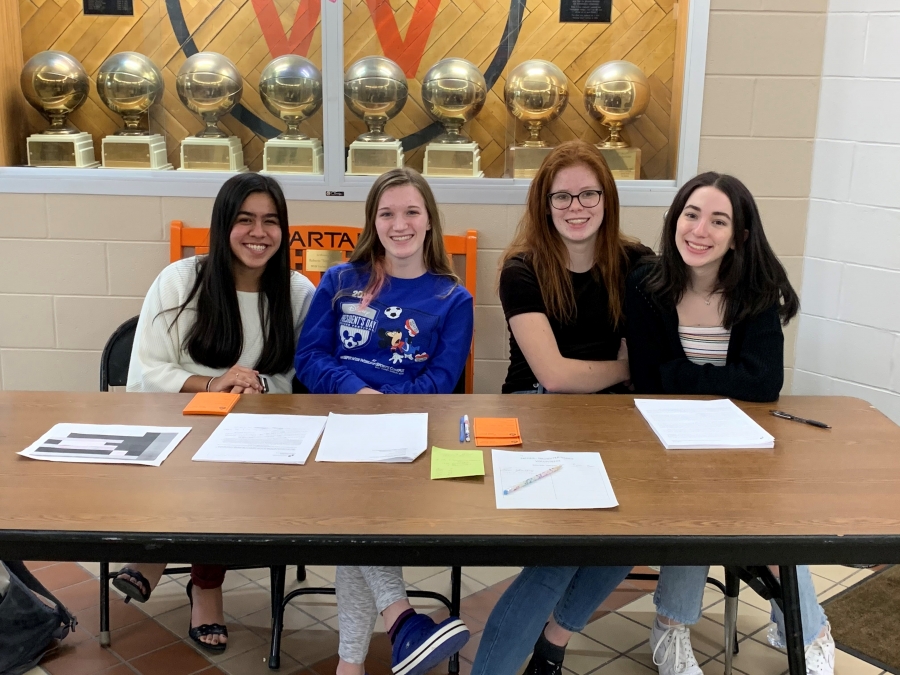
[430,446,485,480]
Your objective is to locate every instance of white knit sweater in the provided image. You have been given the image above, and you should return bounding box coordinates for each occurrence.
[126,257,315,394]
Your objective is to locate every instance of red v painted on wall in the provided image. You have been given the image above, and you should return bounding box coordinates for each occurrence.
[252,0,321,58]
[366,0,441,77]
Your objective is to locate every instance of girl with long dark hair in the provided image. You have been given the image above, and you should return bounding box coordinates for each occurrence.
[295,168,474,675]
[625,172,833,675]
[471,140,651,675]
[113,174,315,652]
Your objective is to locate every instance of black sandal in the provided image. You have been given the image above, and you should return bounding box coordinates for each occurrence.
[112,567,153,604]
[186,581,228,653]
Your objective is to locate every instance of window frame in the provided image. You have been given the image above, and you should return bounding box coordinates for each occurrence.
[0,0,710,206]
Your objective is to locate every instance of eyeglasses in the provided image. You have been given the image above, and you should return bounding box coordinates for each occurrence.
[548,189,603,210]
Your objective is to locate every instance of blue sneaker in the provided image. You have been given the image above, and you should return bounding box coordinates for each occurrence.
[391,613,470,675]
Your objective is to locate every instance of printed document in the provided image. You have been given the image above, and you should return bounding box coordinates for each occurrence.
[491,450,618,509]
[192,413,327,465]
[19,424,190,466]
[315,413,428,463]
[635,398,774,449]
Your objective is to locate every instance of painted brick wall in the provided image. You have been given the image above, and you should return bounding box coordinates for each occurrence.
[793,0,900,423]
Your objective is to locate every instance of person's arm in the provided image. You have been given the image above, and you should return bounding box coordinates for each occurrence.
[293,271,371,394]
[659,306,785,402]
[508,313,628,393]
[126,269,197,393]
[624,272,668,395]
[379,291,474,394]
[265,273,318,394]
[499,259,628,393]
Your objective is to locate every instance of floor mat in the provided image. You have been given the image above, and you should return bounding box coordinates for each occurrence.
[823,565,900,674]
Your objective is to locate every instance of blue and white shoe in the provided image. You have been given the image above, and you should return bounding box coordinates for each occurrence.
[391,613,470,675]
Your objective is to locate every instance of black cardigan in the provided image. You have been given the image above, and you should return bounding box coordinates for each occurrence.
[624,264,784,402]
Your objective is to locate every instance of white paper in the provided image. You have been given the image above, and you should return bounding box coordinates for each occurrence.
[19,423,190,466]
[191,413,327,465]
[634,398,774,450]
[315,413,428,463]
[492,450,619,510]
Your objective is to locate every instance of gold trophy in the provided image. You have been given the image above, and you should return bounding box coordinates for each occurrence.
[584,60,650,180]
[176,52,247,172]
[97,52,171,170]
[260,55,323,174]
[504,60,568,179]
[20,51,99,168]
[421,58,486,178]
[344,56,407,175]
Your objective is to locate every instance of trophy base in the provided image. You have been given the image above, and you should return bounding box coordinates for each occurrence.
[423,142,483,178]
[27,132,99,168]
[179,136,247,172]
[599,146,641,180]
[262,138,323,175]
[346,140,403,175]
[101,134,173,170]
[507,146,553,179]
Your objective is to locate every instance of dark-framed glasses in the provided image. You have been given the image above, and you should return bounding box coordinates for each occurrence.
[548,189,603,210]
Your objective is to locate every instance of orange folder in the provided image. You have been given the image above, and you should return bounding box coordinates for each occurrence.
[474,417,522,447]
[182,392,240,416]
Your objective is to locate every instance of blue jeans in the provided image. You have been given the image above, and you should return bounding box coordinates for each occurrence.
[472,565,632,675]
[654,565,828,646]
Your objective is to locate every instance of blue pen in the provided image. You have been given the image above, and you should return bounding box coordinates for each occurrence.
[459,416,466,443]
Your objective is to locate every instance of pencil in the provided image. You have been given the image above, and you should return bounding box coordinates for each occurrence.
[503,464,562,496]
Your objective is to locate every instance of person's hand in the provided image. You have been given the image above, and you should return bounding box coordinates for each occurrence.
[356,387,382,394]
[229,386,260,394]
[209,365,262,393]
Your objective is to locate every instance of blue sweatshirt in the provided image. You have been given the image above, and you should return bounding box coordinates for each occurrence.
[295,263,474,394]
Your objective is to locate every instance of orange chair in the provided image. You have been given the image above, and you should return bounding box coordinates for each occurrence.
[170,221,478,393]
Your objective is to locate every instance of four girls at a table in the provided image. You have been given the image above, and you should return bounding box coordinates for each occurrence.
[115,144,829,675]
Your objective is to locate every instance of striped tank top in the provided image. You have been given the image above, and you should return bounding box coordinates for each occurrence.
[678,325,731,366]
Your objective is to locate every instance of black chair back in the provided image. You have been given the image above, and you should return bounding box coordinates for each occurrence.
[100,316,139,391]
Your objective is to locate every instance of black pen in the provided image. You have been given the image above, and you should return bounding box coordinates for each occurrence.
[770,410,831,429]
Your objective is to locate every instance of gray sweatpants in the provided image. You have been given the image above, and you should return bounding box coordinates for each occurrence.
[336,565,408,664]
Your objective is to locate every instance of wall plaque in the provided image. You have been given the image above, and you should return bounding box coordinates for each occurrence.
[83,0,134,16]
[560,0,611,23]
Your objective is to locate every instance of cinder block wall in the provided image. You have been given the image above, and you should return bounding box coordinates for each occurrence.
[793,2,900,424]
[0,0,827,393]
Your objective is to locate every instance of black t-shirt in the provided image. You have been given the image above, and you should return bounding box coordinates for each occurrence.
[499,245,651,393]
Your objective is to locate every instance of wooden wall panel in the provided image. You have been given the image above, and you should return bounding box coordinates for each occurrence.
[342,0,679,178]
[1,0,26,165]
[18,0,682,177]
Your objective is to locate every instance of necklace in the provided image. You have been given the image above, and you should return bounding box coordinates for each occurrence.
[691,287,716,305]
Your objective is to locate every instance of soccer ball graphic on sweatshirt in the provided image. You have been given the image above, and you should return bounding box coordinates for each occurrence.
[384,306,402,319]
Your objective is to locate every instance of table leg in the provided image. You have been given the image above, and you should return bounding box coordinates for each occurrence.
[268,565,287,670]
[449,566,462,675]
[723,567,740,675]
[99,562,110,647]
[778,565,806,675]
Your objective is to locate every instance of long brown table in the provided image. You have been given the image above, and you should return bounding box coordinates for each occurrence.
[2,392,899,674]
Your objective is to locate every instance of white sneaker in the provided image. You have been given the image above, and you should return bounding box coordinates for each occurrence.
[804,624,835,675]
[650,623,704,675]
[765,622,835,675]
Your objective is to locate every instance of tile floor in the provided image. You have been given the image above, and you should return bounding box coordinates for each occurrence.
[22,562,885,675]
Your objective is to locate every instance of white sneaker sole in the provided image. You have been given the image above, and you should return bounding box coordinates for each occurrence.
[392,618,469,675]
